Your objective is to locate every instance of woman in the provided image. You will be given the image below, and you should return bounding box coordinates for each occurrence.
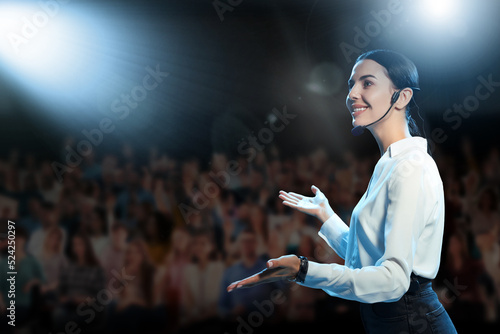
[140,211,172,266]
[157,226,191,332]
[54,232,105,332]
[40,226,68,301]
[227,50,457,333]
[107,238,162,334]
[181,229,224,326]
[86,206,109,256]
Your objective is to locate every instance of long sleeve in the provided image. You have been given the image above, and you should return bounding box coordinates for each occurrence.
[300,153,443,303]
[318,212,349,260]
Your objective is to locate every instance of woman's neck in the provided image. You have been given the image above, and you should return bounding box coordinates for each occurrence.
[369,120,412,156]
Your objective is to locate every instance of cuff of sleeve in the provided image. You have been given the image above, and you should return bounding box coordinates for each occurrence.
[298,261,343,289]
[318,213,348,251]
[302,261,323,287]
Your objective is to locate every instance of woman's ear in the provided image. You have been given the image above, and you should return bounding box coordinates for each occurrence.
[394,87,414,111]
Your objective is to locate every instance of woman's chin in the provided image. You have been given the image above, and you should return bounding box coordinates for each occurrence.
[352,119,362,127]
[352,116,374,128]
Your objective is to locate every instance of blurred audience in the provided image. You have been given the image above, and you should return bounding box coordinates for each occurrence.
[0,135,499,333]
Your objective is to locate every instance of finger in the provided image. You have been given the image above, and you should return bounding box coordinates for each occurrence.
[279,191,298,200]
[287,192,305,200]
[227,281,239,292]
[280,191,303,201]
[227,272,263,292]
[279,194,299,205]
[312,185,325,197]
[282,201,301,209]
[267,258,279,268]
[227,280,243,292]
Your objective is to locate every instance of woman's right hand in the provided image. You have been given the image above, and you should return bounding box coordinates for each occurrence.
[279,185,334,223]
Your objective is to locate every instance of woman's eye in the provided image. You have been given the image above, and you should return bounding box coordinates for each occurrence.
[363,81,373,88]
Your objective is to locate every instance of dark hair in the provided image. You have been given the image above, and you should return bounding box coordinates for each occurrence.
[92,206,108,235]
[70,232,100,266]
[125,238,155,307]
[190,228,217,262]
[356,50,422,137]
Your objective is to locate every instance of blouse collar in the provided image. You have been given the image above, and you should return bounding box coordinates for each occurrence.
[387,137,427,158]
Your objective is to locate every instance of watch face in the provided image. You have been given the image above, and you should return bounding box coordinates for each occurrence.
[296,256,308,283]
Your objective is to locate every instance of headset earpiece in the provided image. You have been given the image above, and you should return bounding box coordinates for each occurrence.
[391,90,401,104]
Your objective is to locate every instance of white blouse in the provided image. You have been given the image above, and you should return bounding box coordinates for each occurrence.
[300,137,445,303]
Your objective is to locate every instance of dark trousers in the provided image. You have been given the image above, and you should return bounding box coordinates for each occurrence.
[360,276,457,334]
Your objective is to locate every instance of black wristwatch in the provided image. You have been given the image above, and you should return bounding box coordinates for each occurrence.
[293,255,308,283]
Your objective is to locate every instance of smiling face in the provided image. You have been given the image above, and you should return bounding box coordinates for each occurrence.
[346,59,397,128]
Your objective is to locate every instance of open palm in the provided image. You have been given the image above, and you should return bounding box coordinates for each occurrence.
[227,255,300,292]
[279,185,334,222]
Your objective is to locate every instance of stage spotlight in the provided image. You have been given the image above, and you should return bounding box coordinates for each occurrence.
[421,0,457,22]
[0,1,103,107]
[0,1,173,135]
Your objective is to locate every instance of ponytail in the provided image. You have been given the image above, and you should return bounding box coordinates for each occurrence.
[406,112,421,137]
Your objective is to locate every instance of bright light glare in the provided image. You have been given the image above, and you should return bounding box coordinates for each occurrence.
[0,2,107,110]
[422,0,456,21]
[0,1,171,134]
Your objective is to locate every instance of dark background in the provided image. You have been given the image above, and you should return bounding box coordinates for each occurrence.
[2,0,500,161]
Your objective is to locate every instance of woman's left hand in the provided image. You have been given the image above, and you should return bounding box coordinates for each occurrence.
[227,255,300,292]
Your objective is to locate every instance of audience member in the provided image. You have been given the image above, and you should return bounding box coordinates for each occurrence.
[27,202,67,260]
[182,229,224,325]
[219,228,281,319]
[53,232,105,332]
[100,221,129,281]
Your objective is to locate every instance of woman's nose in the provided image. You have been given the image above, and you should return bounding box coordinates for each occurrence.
[348,86,360,101]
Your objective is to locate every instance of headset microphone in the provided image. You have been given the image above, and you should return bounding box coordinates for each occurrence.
[350,87,419,136]
[350,124,366,136]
